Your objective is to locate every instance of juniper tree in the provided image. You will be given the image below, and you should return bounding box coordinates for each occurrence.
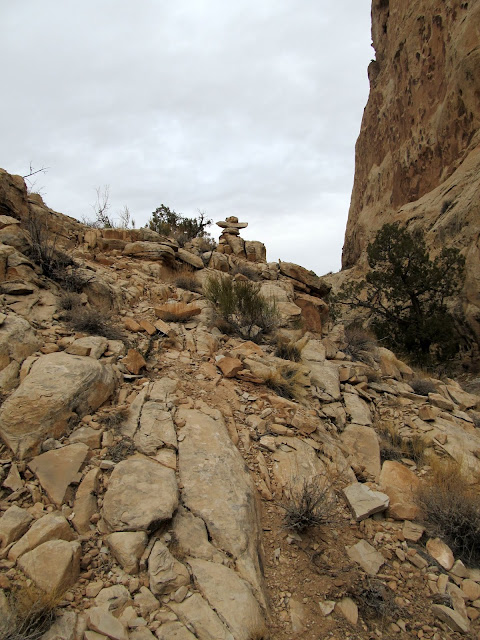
[332,223,465,363]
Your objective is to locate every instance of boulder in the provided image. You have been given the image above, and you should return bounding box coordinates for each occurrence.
[379,461,420,520]
[271,437,326,495]
[341,425,380,480]
[0,505,33,547]
[0,313,41,372]
[343,393,372,426]
[278,261,331,296]
[177,248,204,269]
[148,541,190,596]
[343,483,389,521]
[123,241,175,263]
[106,531,148,575]
[102,454,178,531]
[18,540,81,594]
[177,408,266,605]
[86,607,129,640]
[169,593,233,640]
[9,512,75,561]
[0,352,115,458]
[134,402,177,455]
[187,558,267,640]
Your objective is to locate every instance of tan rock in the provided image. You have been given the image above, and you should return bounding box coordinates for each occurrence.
[379,460,420,520]
[122,349,147,375]
[8,512,75,561]
[0,313,41,371]
[134,401,177,455]
[155,622,195,640]
[335,597,358,625]
[342,482,389,521]
[72,468,101,533]
[123,241,175,263]
[66,336,108,359]
[278,261,330,296]
[95,585,131,611]
[177,408,266,606]
[177,248,204,269]
[87,607,129,640]
[18,540,81,594]
[216,356,243,378]
[187,558,267,640]
[169,592,232,640]
[69,425,102,449]
[418,405,438,421]
[347,539,385,576]
[139,319,156,335]
[402,521,425,543]
[0,505,33,547]
[0,352,115,458]
[106,531,148,575]
[148,541,189,596]
[29,443,89,506]
[426,538,454,571]
[343,393,372,426]
[341,425,380,480]
[124,318,142,332]
[432,604,470,634]
[429,392,455,412]
[102,454,178,531]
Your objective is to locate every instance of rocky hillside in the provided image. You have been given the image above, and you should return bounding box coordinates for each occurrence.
[1,168,480,639]
[341,0,480,340]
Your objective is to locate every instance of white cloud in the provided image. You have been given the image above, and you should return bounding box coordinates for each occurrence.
[0,0,372,275]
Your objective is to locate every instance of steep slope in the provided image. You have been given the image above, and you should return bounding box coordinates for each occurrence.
[342,0,480,338]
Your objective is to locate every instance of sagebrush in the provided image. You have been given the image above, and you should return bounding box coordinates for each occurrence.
[280,476,337,533]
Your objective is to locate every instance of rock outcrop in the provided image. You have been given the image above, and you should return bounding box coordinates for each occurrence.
[342,0,480,339]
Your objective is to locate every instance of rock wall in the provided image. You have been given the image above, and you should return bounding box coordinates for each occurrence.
[342,0,480,335]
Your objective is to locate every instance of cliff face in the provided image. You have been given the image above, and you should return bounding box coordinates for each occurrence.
[342,0,480,337]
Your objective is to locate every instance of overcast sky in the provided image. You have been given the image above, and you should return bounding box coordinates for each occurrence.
[1,1,372,275]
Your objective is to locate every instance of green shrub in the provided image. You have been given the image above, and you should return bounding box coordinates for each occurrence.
[204,275,278,338]
[147,204,212,243]
[331,222,466,365]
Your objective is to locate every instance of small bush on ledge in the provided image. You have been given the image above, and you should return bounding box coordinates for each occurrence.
[204,275,278,339]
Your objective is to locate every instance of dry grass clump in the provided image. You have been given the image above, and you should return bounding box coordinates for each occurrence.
[264,364,305,401]
[107,437,136,462]
[417,459,480,566]
[155,302,201,323]
[0,584,58,640]
[351,576,397,624]
[377,420,427,465]
[343,325,377,364]
[65,306,124,340]
[204,275,278,339]
[174,273,201,293]
[409,376,437,396]
[100,406,130,430]
[280,476,337,533]
[274,337,302,362]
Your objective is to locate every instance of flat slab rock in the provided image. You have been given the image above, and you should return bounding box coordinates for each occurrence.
[188,558,267,640]
[102,454,178,531]
[343,482,389,521]
[18,540,81,594]
[347,539,385,576]
[0,351,115,458]
[177,408,266,604]
[29,443,89,506]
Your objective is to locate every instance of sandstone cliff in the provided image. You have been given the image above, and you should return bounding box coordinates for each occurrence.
[342,0,480,338]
